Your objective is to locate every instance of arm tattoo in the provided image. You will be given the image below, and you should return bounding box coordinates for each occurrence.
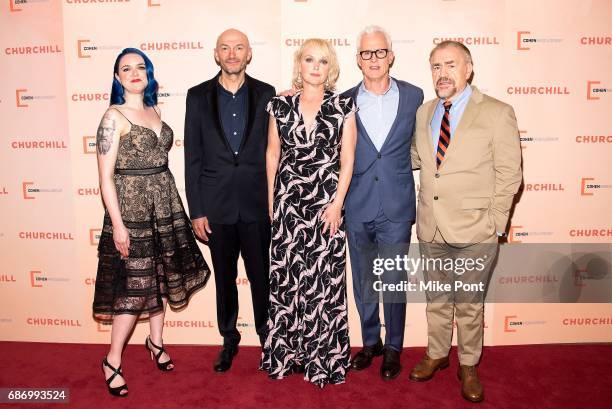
[96,114,115,155]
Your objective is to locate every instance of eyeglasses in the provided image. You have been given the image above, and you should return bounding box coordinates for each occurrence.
[358,48,389,60]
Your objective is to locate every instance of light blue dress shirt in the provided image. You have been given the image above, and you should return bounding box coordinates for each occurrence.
[357,79,399,151]
[430,85,472,153]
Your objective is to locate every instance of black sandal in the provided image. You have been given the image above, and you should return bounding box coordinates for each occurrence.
[145,335,174,371]
[102,357,128,397]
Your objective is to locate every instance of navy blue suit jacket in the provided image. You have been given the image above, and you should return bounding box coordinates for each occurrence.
[341,79,423,223]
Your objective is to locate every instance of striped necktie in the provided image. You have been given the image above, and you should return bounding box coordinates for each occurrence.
[436,100,452,168]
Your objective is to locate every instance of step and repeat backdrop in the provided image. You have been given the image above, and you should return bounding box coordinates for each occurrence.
[0,0,610,346]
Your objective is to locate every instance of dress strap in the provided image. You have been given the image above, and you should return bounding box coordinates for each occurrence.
[109,107,133,125]
[153,105,161,119]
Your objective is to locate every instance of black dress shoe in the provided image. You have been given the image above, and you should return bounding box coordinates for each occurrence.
[380,348,402,380]
[213,345,238,372]
[351,338,384,371]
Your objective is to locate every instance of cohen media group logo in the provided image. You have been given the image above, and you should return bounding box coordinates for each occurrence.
[516,31,563,50]
[15,89,55,107]
[508,226,554,243]
[237,316,254,333]
[89,228,101,245]
[503,315,546,333]
[518,130,559,149]
[77,39,121,59]
[8,0,50,12]
[83,136,96,153]
[29,270,69,288]
[156,85,186,106]
[580,177,612,196]
[22,181,62,199]
[586,81,612,100]
[571,264,605,288]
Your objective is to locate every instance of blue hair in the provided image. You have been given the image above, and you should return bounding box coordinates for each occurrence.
[110,48,158,107]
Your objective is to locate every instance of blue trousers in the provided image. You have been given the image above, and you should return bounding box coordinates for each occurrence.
[346,206,412,352]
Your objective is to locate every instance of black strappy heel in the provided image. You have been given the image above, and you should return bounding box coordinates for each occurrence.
[102,357,128,397]
[145,335,174,372]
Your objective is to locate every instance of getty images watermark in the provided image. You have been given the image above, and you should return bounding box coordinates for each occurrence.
[371,254,489,293]
[357,243,612,304]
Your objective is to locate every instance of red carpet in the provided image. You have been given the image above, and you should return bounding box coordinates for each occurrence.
[1,342,610,408]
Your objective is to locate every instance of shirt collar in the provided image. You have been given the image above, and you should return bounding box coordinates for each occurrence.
[437,84,472,110]
[217,79,248,97]
[358,78,397,97]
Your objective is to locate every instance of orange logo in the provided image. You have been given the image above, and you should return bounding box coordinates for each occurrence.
[517,31,531,50]
[574,269,587,288]
[587,81,601,100]
[504,315,518,332]
[9,0,22,12]
[30,271,43,288]
[77,39,92,58]
[508,226,523,243]
[89,229,101,245]
[519,130,527,149]
[16,89,28,107]
[83,136,96,154]
[22,181,34,199]
[581,177,594,196]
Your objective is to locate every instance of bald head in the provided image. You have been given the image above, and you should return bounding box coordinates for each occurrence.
[214,28,252,76]
[216,28,250,49]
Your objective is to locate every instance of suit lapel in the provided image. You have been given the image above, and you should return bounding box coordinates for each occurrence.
[350,83,377,153]
[379,78,403,152]
[206,73,233,154]
[425,100,438,166]
[238,74,258,153]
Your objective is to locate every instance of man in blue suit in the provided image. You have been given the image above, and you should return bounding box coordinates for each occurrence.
[341,25,423,380]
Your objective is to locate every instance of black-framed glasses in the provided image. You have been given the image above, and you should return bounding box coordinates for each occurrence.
[359,48,389,60]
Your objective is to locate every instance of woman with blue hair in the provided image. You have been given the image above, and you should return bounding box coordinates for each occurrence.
[93,48,211,397]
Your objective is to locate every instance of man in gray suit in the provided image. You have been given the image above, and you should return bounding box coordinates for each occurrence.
[342,26,423,380]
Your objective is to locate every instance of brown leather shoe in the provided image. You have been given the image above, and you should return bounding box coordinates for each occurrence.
[458,365,484,403]
[408,354,449,382]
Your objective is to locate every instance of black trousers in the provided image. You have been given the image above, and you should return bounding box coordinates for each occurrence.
[208,219,270,347]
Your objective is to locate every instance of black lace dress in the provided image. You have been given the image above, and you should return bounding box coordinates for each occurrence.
[93,112,210,321]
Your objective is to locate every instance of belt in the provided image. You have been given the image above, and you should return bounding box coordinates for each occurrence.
[115,164,168,175]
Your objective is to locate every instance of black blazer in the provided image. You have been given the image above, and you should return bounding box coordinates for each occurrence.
[184,73,275,224]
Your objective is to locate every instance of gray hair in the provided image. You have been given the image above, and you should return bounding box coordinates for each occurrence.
[356,25,392,52]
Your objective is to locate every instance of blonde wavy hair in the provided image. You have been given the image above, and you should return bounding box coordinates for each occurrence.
[291,38,340,91]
